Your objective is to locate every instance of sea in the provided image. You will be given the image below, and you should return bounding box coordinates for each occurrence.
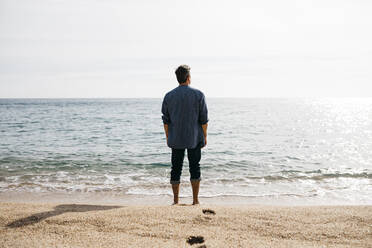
[0,98,371,205]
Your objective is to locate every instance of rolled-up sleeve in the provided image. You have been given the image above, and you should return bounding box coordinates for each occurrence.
[161,97,171,124]
[199,93,209,125]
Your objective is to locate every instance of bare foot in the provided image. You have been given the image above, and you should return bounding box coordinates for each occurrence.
[192,202,200,205]
[172,202,179,206]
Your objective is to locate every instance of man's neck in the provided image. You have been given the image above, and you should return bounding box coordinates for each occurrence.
[179,82,189,86]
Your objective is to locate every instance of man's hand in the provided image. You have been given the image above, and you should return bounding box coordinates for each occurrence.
[201,123,208,148]
[163,124,169,145]
[202,137,207,148]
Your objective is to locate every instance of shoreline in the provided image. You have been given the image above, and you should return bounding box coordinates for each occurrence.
[1,191,371,206]
[1,201,371,247]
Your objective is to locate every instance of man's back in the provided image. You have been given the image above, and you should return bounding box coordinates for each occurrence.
[162,85,208,149]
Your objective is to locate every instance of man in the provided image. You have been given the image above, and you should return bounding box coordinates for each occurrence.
[161,65,208,205]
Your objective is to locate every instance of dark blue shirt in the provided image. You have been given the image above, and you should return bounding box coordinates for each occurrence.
[161,85,208,149]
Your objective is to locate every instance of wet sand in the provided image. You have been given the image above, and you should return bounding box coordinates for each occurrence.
[0,202,371,247]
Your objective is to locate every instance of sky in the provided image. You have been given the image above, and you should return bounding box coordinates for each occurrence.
[0,0,371,98]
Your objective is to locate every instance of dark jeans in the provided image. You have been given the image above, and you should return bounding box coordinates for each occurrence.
[170,142,202,184]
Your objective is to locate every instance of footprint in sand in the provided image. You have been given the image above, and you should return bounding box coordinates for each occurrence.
[202,208,216,215]
[187,235,205,245]
[186,209,216,246]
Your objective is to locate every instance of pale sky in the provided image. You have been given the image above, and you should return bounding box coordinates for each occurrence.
[0,0,371,97]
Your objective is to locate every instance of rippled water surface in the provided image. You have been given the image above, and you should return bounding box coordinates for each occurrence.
[0,98,371,204]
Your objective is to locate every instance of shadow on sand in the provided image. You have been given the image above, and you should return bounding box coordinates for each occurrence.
[6,204,123,228]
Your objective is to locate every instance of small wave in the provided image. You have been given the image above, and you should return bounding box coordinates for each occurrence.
[247,151,273,156]
[251,171,372,181]
[204,169,372,183]
[284,156,301,161]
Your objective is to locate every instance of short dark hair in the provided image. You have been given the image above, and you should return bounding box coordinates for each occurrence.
[175,65,190,84]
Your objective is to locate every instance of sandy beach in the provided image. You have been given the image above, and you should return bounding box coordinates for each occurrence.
[0,201,371,248]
